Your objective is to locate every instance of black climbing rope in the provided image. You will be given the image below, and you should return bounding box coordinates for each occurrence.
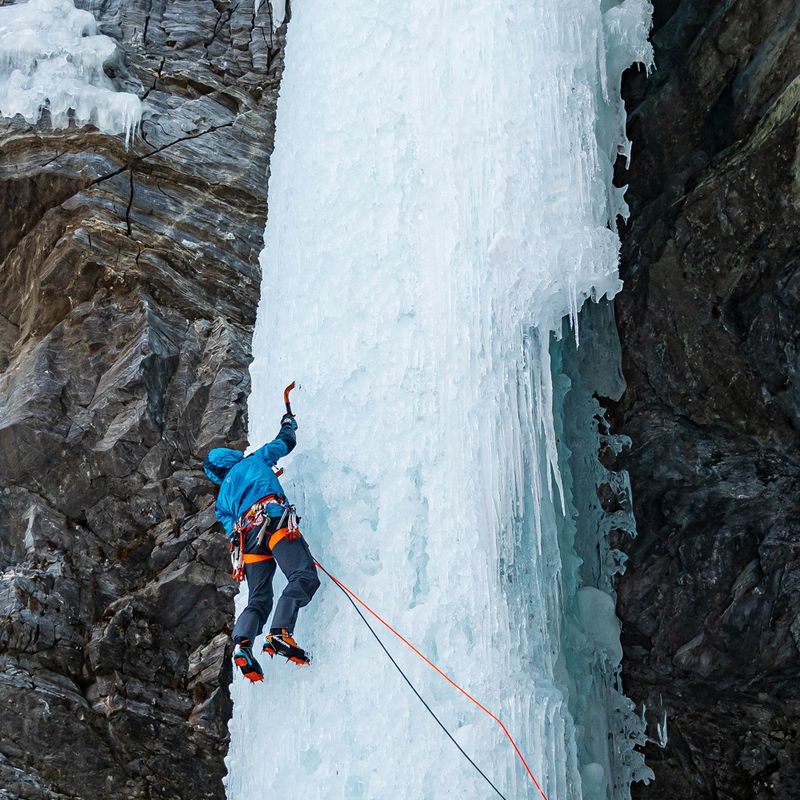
[321,563,510,800]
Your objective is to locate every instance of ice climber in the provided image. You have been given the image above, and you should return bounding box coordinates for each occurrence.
[203,411,320,682]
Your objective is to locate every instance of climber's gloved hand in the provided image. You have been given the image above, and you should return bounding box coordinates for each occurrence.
[281,413,297,430]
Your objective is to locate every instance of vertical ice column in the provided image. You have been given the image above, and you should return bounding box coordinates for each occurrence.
[229,1,652,799]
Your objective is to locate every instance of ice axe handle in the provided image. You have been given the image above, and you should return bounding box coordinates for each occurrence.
[283,381,296,416]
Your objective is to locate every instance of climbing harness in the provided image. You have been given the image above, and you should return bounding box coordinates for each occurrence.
[229,493,300,581]
[313,559,551,800]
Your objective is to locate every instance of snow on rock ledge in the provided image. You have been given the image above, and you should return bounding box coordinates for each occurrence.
[0,0,141,145]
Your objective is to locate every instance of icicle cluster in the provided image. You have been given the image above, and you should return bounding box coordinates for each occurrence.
[0,0,141,145]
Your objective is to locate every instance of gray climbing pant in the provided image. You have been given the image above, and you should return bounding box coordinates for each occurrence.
[232,519,320,643]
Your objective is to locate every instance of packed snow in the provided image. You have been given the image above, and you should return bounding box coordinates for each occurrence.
[230,1,654,799]
[0,0,141,145]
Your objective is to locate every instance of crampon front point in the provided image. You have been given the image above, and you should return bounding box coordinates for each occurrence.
[264,630,311,666]
[233,641,264,682]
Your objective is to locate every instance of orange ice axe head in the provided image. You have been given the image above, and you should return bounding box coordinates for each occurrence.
[284,381,296,416]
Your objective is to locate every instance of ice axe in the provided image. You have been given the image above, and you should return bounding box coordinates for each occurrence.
[283,381,296,417]
[272,381,297,478]
[256,381,298,545]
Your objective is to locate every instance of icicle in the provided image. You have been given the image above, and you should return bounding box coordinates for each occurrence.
[0,0,142,146]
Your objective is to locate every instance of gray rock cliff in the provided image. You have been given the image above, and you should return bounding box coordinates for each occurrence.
[0,1,284,797]
[613,1,800,797]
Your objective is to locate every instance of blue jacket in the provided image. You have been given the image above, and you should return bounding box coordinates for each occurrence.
[204,422,296,537]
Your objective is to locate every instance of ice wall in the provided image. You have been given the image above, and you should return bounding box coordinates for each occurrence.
[0,0,141,144]
[230,1,653,798]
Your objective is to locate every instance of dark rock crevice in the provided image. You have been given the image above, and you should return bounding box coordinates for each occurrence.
[0,1,286,798]
[612,0,800,797]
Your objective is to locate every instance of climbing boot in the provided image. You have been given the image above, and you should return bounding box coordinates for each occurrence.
[263,629,311,665]
[233,639,264,682]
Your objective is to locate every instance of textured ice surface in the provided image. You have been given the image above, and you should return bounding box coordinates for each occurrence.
[229,1,653,798]
[0,0,141,144]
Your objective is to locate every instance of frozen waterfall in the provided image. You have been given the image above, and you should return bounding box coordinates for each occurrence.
[228,1,654,798]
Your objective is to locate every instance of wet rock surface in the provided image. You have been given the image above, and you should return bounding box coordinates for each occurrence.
[612,0,800,797]
[0,2,285,797]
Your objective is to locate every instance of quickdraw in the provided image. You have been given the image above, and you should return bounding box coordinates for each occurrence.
[231,531,246,582]
[256,502,300,548]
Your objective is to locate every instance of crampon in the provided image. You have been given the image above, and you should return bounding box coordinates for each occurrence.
[264,630,311,666]
[233,640,264,682]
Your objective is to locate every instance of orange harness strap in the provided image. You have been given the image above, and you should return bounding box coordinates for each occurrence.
[243,553,274,564]
[267,526,290,550]
[241,528,292,565]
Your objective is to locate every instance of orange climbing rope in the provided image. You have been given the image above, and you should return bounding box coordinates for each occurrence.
[313,559,550,800]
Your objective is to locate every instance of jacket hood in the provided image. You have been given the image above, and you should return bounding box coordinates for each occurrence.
[204,448,245,484]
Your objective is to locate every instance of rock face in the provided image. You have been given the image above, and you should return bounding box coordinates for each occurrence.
[612,1,800,797]
[0,2,284,797]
